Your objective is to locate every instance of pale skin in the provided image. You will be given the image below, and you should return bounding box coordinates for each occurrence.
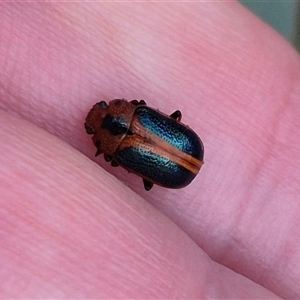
[0,2,300,299]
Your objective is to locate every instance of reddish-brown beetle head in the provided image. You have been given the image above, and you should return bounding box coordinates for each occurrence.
[84,99,136,157]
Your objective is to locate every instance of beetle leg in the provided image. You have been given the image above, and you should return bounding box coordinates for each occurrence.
[95,149,102,157]
[95,101,108,108]
[170,110,182,121]
[94,140,102,157]
[111,160,119,167]
[131,100,139,105]
[138,100,146,105]
[85,123,95,134]
[104,154,113,162]
[131,99,147,106]
[143,179,153,191]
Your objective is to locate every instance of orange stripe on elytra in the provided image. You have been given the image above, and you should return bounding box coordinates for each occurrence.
[120,124,202,174]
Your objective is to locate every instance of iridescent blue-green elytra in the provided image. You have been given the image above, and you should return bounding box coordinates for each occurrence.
[84,99,204,191]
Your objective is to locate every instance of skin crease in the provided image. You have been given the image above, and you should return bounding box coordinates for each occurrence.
[0,2,300,299]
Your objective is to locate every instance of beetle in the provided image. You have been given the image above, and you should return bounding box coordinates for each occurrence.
[84,99,204,191]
